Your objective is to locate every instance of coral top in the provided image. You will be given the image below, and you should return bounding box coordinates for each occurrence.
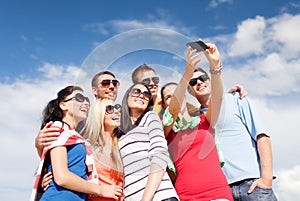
[89,160,124,201]
[168,114,233,201]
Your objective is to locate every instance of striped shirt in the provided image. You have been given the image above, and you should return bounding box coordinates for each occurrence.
[118,111,178,201]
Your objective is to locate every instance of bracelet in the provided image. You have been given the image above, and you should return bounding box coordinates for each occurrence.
[209,64,222,74]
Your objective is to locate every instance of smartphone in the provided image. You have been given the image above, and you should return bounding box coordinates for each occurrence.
[186,41,208,52]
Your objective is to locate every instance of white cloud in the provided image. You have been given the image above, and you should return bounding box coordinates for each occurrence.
[0,63,91,200]
[219,13,300,97]
[229,16,266,56]
[271,13,300,59]
[2,11,300,201]
[276,165,300,200]
[84,10,195,37]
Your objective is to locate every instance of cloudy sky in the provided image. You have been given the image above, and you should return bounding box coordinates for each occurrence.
[1,0,300,200]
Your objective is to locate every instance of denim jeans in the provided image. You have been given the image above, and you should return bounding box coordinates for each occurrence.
[162,197,178,201]
[230,178,277,201]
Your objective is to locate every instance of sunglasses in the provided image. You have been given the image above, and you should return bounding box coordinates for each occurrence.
[64,93,90,103]
[189,74,209,86]
[142,76,159,86]
[100,79,120,87]
[130,88,152,100]
[105,104,122,114]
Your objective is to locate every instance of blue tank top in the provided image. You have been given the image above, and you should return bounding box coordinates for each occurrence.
[40,143,88,201]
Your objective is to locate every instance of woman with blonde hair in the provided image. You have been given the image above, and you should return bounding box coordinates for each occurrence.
[30,86,120,201]
[36,97,123,201]
[82,98,124,201]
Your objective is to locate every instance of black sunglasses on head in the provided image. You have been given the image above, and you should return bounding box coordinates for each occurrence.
[130,88,152,100]
[101,79,120,87]
[64,93,90,103]
[105,104,121,114]
[189,74,209,86]
[142,76,159,86]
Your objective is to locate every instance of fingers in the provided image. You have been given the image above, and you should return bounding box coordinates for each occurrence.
[187,46,201,67]
[228,84,248,99]
[44,121,54,129]
[41,172,53,191]
[248,180,258,194]
[37,125,60,148]
[113,185,123,200]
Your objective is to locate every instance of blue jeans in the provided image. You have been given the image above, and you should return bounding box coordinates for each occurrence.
[230,179,277,201]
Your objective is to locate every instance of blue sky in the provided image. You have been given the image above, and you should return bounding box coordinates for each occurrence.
[2,0,299,80]
[1,0,300,200]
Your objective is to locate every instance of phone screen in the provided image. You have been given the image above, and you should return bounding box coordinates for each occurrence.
[186,41,208,52]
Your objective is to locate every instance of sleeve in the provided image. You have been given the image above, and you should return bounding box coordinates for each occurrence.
[147,112,170,169]
[237,94,269,141]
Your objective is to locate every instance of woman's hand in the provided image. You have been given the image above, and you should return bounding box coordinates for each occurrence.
[96,184,123,200]
[41,172,53,191]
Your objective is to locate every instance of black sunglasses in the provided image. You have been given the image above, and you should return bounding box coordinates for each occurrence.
[101,79,120,87]
[189,74,209,86]
[105,104,122,114]
[130,88,152,100]
[142,76,159,86]
[64,93,90,103]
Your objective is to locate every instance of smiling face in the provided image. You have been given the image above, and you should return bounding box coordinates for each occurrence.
[188,71,211,98]
[61,89,90,127]
[92,74,119,100]
[162,83,187,111]
[162,84,177,109]
[138,70,159,98]
[127,84,151,113]
[104,102,121,131]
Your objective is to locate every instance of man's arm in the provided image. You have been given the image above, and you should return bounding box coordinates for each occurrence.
[35,121,60,157]
[248,133,274,193]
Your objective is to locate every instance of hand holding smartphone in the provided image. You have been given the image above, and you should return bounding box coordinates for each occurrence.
[186,41,208,52]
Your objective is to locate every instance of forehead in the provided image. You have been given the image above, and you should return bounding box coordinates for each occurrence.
[67,89,83,97]
[133,84,147,91]
[163,85,177,96]
[140,70,156,80]
[98,74,115,82]
[192,71,207,79]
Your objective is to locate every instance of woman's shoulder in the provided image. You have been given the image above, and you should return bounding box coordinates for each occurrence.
[52,121,72,131]
[144,111,160,121]
[139,111,161,126]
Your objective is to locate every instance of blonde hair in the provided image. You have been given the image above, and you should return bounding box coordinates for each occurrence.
[83,98,123,179]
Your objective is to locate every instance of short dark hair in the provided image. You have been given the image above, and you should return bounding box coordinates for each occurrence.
[131,64,156,84]
[194,67,209,77]
[91,71,116,87]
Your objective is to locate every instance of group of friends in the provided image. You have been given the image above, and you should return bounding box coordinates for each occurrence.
[30,42,278,201]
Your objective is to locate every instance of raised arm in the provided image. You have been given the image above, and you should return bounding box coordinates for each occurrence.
[204,43,223,127]
[164,47,200,135]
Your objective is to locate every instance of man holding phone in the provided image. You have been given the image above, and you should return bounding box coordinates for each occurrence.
[187,40,277,201]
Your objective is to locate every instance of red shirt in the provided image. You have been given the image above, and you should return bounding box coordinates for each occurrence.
[168,114,233,201]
